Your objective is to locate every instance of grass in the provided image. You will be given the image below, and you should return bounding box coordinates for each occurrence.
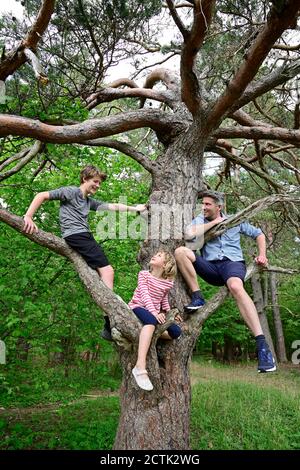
[0,352,122,450]
[1,357,300,450]
[190,358,300,450]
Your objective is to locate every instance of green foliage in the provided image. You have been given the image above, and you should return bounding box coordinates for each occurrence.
[198,298,251,351]
[0,397,119,450]
[0,2,299,448]
[0,356,121,408]
[104,0,161,20]
[1,81,89,121]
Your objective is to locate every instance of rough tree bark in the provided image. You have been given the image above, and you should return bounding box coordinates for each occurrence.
[270,272,288,363]
[114,133,207,449]
[251,273,276,360]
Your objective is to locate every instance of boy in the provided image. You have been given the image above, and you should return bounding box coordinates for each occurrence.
[23,164,146,340]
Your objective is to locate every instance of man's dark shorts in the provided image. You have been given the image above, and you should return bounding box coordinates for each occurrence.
[193,255,246,286]
[65,232,109,269]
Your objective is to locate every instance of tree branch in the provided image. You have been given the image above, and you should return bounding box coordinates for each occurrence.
[108,78,139,89]
[79,138,156,174]
[0,141,45,182]
[139,67,180,108]
[0,0,56,81]
[204,194,300,242]
[166,0,189,39]
[262,266,300,275]
[0,109,185,144]
[0,147,30,172]
[86,86,173,111]
[252,98,282,128]
[273,43,300,51]
[77,0,104,74]
[163,1,194,9]
[230,109,271,128]
[131,53,179,81]
[205,0,300,130]
[180,0,216,115]
[142,68,179,92]
[211,145,284,190]
[0,208,138,342]
[232,59,300,113]
[295,101,300,130]
[263,150,300,181]
[214,125,300,146]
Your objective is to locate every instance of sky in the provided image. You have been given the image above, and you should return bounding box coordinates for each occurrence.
[0,0,24,17]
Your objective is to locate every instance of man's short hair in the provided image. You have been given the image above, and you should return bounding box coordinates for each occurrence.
[199,190,224,206]
[80,165,107,184]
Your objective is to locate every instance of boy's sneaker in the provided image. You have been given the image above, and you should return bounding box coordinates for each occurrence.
[184,297,205,313]
[257,346,276,373]
[101,327,113,342]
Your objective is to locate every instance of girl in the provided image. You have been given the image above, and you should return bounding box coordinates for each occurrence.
[129,251,182,391]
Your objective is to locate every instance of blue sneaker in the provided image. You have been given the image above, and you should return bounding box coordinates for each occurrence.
[184,297,205,313]
[257,346,276,373]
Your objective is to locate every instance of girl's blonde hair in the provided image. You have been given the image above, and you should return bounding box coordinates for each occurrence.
[150,251,177,280]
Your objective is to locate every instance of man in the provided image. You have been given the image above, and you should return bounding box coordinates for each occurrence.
[23,164,146,341]
[175,190,276,373]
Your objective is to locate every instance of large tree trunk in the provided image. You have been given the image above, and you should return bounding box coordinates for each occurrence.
[114,337,195,450]
[269,272,287,362]
[223,334,235,363]
[114,135,206,449]
[16,336,30,362]
[251,273,276,360]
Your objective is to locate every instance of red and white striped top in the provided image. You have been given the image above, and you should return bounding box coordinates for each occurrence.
[128,270,174,316]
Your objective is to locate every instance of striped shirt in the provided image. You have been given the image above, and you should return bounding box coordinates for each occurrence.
[128,270,174,316]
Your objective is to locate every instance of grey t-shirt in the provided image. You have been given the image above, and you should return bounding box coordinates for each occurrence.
[48,186,109,238]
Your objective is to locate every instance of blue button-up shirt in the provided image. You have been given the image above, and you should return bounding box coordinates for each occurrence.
[191,214,262,261]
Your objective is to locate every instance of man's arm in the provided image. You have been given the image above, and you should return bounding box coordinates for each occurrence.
[23,191,50,234]
[107,203,146,213]
[255,233,268,266]
[184,215,225,240]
